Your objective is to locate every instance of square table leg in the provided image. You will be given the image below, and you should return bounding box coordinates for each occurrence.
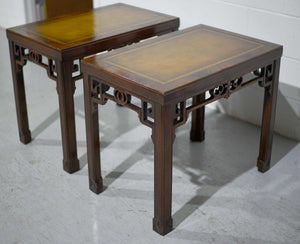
[257,59,281,172]
[152,103,174,235]
[56,60,80,173]
[83,74,103,194]
[190,93,205,142]
[81,23,283,236]
[9,41,31,144]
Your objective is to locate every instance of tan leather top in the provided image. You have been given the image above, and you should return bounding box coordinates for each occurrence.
[83,25,282,94]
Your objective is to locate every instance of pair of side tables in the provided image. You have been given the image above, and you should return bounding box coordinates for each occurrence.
[7,3,282,236]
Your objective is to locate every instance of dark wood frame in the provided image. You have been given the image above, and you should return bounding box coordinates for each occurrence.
[81,26,282,235]
[7,5,179,173]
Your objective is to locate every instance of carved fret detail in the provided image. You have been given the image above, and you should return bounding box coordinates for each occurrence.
[169,63,275,131]
[28,50,42,64]
[139,101,154,128]
[209,77,243,100]
[174,101,188,128]
[254,63,273,88]
[47,59,57,81]
[114,89,131,105]
[91,79,154,128]
[14,45,27,69]
[91,80,110,105]
[12,43,82,83]
[71,61,83,82]
[89,63,274,131]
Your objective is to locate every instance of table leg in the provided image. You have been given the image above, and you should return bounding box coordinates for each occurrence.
[257,59,280,172]
[56,60,80,173]
[152,103,174,235]
[190,93,205,141]
[8,41,31,144]
[83,74,103,194]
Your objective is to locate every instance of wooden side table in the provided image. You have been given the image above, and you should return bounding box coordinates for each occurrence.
[82,24,282,235]
[6,3,179,173]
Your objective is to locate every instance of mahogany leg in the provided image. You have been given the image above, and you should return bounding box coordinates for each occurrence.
[83,74,103,194]
[56,60,80,173]
[152,103,174,235]
[257,59,280,172]
[8,41,31,144]
[190,93,205,141]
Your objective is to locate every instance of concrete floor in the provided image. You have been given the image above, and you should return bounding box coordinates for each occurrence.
[0,27,299,244]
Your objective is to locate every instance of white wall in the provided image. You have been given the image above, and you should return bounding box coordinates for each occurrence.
[0,0,26,28]
[95,0,300,140]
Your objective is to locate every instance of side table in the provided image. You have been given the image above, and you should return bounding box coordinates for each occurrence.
[6,3,179,173]
[82,24,282,235]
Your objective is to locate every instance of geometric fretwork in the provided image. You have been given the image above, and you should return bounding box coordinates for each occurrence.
[174,62,274,127]
[90,63,273,131]
[91,78,154,128]
[254,63,273,88]
[12,43,82,83]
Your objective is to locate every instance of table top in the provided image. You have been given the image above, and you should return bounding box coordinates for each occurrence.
[7,3,178,50]
[82,24,282,101]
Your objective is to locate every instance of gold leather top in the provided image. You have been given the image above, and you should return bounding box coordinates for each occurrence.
[9,3,177,49]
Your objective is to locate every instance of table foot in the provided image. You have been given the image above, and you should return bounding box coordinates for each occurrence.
[153,217,173,236]
[89,178,103,194]
[19,130,31,144]
[190,129,205,142]
[257,158,270,173]
[63,158,80,174]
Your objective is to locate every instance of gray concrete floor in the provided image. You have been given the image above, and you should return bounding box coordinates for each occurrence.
[0,27,299,244]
